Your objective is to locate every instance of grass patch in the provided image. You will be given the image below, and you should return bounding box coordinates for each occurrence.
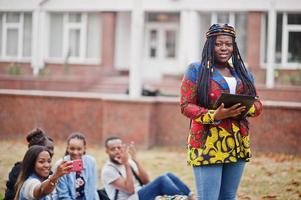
[0,140,300,199]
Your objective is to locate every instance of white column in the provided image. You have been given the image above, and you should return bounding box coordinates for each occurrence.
[187,11,200,63]
[179,10,200,72]
[129,0,144,97]
[179,10,189,71]
[266,8,276,88]
[31,8,46,75]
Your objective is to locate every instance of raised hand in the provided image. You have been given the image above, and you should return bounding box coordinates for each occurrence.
[55,160,73,177]
[128,141,137,161]
[119,144,129,165]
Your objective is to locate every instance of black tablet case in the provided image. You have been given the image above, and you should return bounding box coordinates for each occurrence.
[213,93,256,118]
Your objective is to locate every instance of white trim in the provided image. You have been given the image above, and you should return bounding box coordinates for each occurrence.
[44,12,50,61]
[266,8,276,88]
[0,57,31,62]
[31,9,40,74]
[186,11,200,63]
[129,0,144,97]
[158,29,165,58]
[1,12,31,60]
[80,13,87,61]
[229,13,235,26]
[260,13,266,66]
[179,10,188,71]
[62,13,68,58]
[261,63,301,70]
[44,57,100,65]
[3,14,10,57]
[211,13,217,24]
[1,14,6,57]
[287,25,301,31]
[18,13,24,58]
[281,13,288,65]
[277,63,301,69]
[1,0,301,12]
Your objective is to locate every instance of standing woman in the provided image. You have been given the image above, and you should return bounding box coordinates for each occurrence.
[14,145,71,200]
[180,24,262,200]
[55,132,99,200]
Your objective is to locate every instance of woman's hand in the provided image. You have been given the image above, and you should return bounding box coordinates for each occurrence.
[53,160,73,179]
[38,160,72,197]
[213,103,246,120]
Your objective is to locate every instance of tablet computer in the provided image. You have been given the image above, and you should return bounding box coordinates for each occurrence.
[213,93,256,118]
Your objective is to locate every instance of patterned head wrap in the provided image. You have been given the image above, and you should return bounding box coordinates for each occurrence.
[206,23,236,38]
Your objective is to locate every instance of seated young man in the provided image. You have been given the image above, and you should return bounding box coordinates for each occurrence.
[101,136,195,200]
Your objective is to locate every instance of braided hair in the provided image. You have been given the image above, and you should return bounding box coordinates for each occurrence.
[197,24,257,108]
[65,132,87,156]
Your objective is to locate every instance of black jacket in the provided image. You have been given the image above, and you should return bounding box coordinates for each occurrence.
[4,161,22,200]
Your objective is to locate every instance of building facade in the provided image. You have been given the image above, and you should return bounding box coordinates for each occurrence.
[0,0,301,96]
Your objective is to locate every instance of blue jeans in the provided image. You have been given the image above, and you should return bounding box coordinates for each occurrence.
[137,172,191,200]
[193,160,246,200]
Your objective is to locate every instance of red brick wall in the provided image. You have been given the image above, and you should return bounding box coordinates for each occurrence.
[154,101,189,147]
[257,86,301,102]
[247,12,262,70]
[101,99,156,148]
[247,12,265,84]
[0,92,104,145]
[0,62,32,75]
[249,104,301,154]
[101,12,116,68]
[0,91,300,153]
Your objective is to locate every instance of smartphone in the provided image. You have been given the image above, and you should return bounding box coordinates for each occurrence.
[69,159,83,172]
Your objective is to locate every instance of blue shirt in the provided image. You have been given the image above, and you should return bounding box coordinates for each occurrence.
[55,155,99,200]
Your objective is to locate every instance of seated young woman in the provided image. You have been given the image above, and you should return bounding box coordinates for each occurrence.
[14,145,72,200]
[54,132,99,200]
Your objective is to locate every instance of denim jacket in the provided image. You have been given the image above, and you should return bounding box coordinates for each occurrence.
[55,155,99,200]
[19,173,53,200]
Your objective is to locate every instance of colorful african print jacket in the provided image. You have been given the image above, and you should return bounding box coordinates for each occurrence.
[180,62,262,166]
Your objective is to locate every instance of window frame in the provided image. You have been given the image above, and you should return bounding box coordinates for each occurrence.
[0,12,31,62]
[281,13,301,67]
[144,22,179,61]
[63,13,87,61]
[46,12,101,65]
[211,12,236,26]
[261,12,301,69]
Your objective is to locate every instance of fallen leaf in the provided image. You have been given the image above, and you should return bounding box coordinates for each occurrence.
[262,194,278,199]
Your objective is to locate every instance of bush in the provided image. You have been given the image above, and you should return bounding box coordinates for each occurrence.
[7,63,21,75]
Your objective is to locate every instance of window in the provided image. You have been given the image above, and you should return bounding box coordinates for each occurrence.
[0,12,32,59]
[149,30,158,58]
[275,13,301,67]
[23,13,32,57]
[145,13,179,60]
[48,12,101,63]
[165,30,176,58]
